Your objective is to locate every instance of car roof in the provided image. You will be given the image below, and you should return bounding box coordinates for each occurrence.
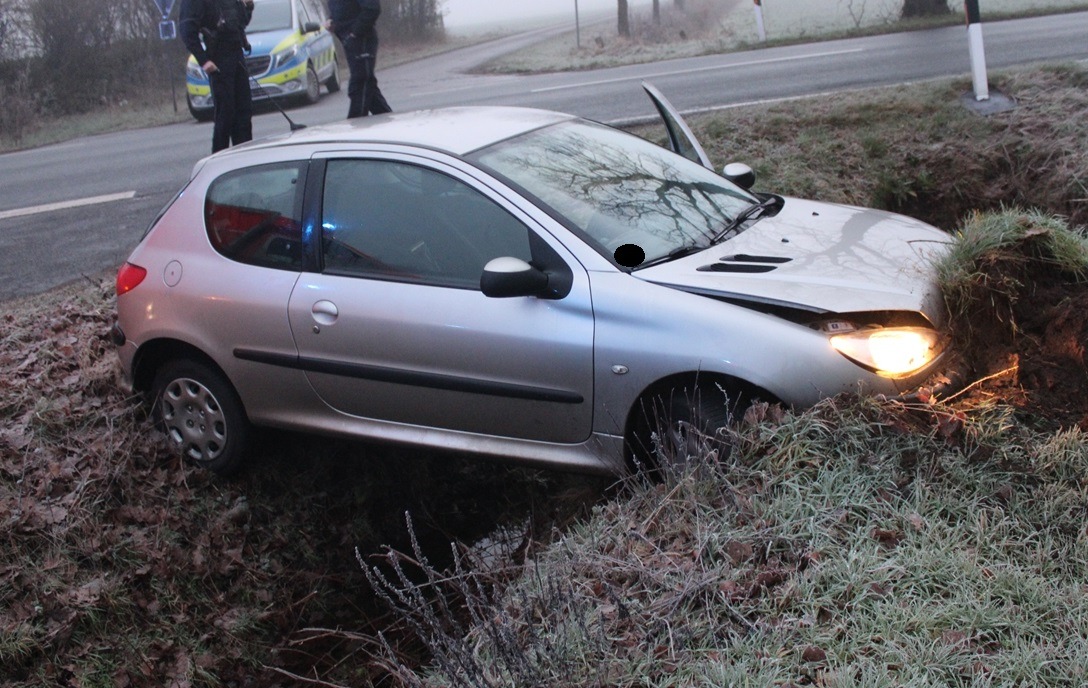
[226,106,578,158]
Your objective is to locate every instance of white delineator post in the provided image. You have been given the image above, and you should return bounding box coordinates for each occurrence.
[574,0,581,49]
[753,0,766,42]
[966,0,989,101]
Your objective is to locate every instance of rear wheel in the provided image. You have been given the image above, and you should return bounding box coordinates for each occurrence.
[151,360,250,476]
[629,383,737,476]
[324,61,341,93]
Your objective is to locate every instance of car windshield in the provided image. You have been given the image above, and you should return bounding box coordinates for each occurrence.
[248,0,293,32]
[468,120,758,266]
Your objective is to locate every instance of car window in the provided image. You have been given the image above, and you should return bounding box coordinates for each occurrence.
[469,120,756,265]
[320,159,533,288]
[248,0,293,32]
[205,162,306,270]
[302,0,325,22]
[296,0,311,26]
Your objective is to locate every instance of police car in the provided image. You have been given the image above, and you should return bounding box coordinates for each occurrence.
[185,0,341,121]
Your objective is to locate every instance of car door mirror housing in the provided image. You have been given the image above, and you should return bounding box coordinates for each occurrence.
[481,257,550,298]
[723,162,756,190]
[302,21,321,34]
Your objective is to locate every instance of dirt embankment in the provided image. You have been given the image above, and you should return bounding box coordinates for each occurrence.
[944,217,1088,430]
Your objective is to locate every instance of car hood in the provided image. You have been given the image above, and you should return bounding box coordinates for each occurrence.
[638,198,952,321]
[246,29,296,56]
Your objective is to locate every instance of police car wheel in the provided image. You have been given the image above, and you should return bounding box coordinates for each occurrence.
[325,64,341,93]
[302,64,320,104]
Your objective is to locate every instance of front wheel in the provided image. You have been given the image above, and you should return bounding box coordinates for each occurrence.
[628,383,738,476]
[300,64,320,105]
[151,360,250,476]
[187,95,214,122]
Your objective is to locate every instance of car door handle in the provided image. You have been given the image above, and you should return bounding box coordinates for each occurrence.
[311,300,339,326]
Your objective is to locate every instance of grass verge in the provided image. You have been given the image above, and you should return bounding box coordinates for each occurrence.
[376,393,1088,686]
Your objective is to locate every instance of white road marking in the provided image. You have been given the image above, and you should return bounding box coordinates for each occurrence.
[530,48,866,94]
[0,190,137,221]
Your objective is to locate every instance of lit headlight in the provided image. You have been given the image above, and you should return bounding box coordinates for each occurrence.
[829,326,941,377]
[272,46,300,70]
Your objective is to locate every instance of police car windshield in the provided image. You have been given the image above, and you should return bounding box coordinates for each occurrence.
[248,0,293,32]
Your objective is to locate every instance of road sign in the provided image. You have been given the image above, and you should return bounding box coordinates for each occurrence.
[159,20,177,40]
[151,0,177,18]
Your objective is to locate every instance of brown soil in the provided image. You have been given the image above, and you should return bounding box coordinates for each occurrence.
[945,236,1088,430]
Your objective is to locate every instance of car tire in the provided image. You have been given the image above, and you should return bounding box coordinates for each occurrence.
[151,359,250,476]
[629,383,737,476]
[325,62,341,93]
[300,63,320,105]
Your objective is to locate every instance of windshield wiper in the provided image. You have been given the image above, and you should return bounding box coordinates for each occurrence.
[711,194,783,245]
[635,242,706,270]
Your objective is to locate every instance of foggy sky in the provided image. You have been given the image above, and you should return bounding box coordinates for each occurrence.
[442,0,626,28]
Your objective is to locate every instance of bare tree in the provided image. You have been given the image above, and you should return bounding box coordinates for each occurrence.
[652,0,660,24]
[841,0,867,29]
[618,0,630,37]
[840,0,898,29]
[385,0,445,40]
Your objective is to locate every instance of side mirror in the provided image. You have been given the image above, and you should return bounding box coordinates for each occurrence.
[723,162,756,190]
[303,21,321,34]
[480,257,549,298]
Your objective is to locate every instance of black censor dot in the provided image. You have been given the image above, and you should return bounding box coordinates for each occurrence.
[614,244,646,268]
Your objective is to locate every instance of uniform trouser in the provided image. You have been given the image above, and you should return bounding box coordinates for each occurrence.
[344,35,391,119]
[209,47,253,153]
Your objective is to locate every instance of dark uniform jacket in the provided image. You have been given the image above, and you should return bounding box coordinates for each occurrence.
[180,0,254,65]
[327,0,380,43]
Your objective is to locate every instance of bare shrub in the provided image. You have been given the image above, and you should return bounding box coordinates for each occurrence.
[384,0,446,41]
[0,63,41,143]
[25,0,163,114]
[901,0,951,18]
[363,513,610,688]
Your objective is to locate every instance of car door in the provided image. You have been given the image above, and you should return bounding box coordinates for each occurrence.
[296,0,335,79]
[287,153,595,444]
[642,81,714,170]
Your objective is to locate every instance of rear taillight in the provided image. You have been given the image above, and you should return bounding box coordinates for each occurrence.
[116,262,148,296]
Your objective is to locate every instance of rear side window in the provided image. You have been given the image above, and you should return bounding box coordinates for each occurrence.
[205,162,306,270]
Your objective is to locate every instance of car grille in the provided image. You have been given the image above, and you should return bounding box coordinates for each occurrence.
[246,55,271,76]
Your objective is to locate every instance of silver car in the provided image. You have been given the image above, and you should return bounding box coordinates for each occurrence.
[112,85,951,476]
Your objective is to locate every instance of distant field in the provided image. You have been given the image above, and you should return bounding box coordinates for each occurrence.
[725,0,1088,42]
[479,0,1088,73]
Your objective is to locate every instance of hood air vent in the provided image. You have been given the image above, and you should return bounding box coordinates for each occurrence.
[697,254,793,273]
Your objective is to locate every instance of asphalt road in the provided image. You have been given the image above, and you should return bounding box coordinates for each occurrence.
[2,11,1087,302]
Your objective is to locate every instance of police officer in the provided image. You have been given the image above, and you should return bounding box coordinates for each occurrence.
[326,0,391,118]
[180,0,255,152]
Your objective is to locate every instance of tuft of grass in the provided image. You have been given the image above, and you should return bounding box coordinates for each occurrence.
[936,208,1088,320]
